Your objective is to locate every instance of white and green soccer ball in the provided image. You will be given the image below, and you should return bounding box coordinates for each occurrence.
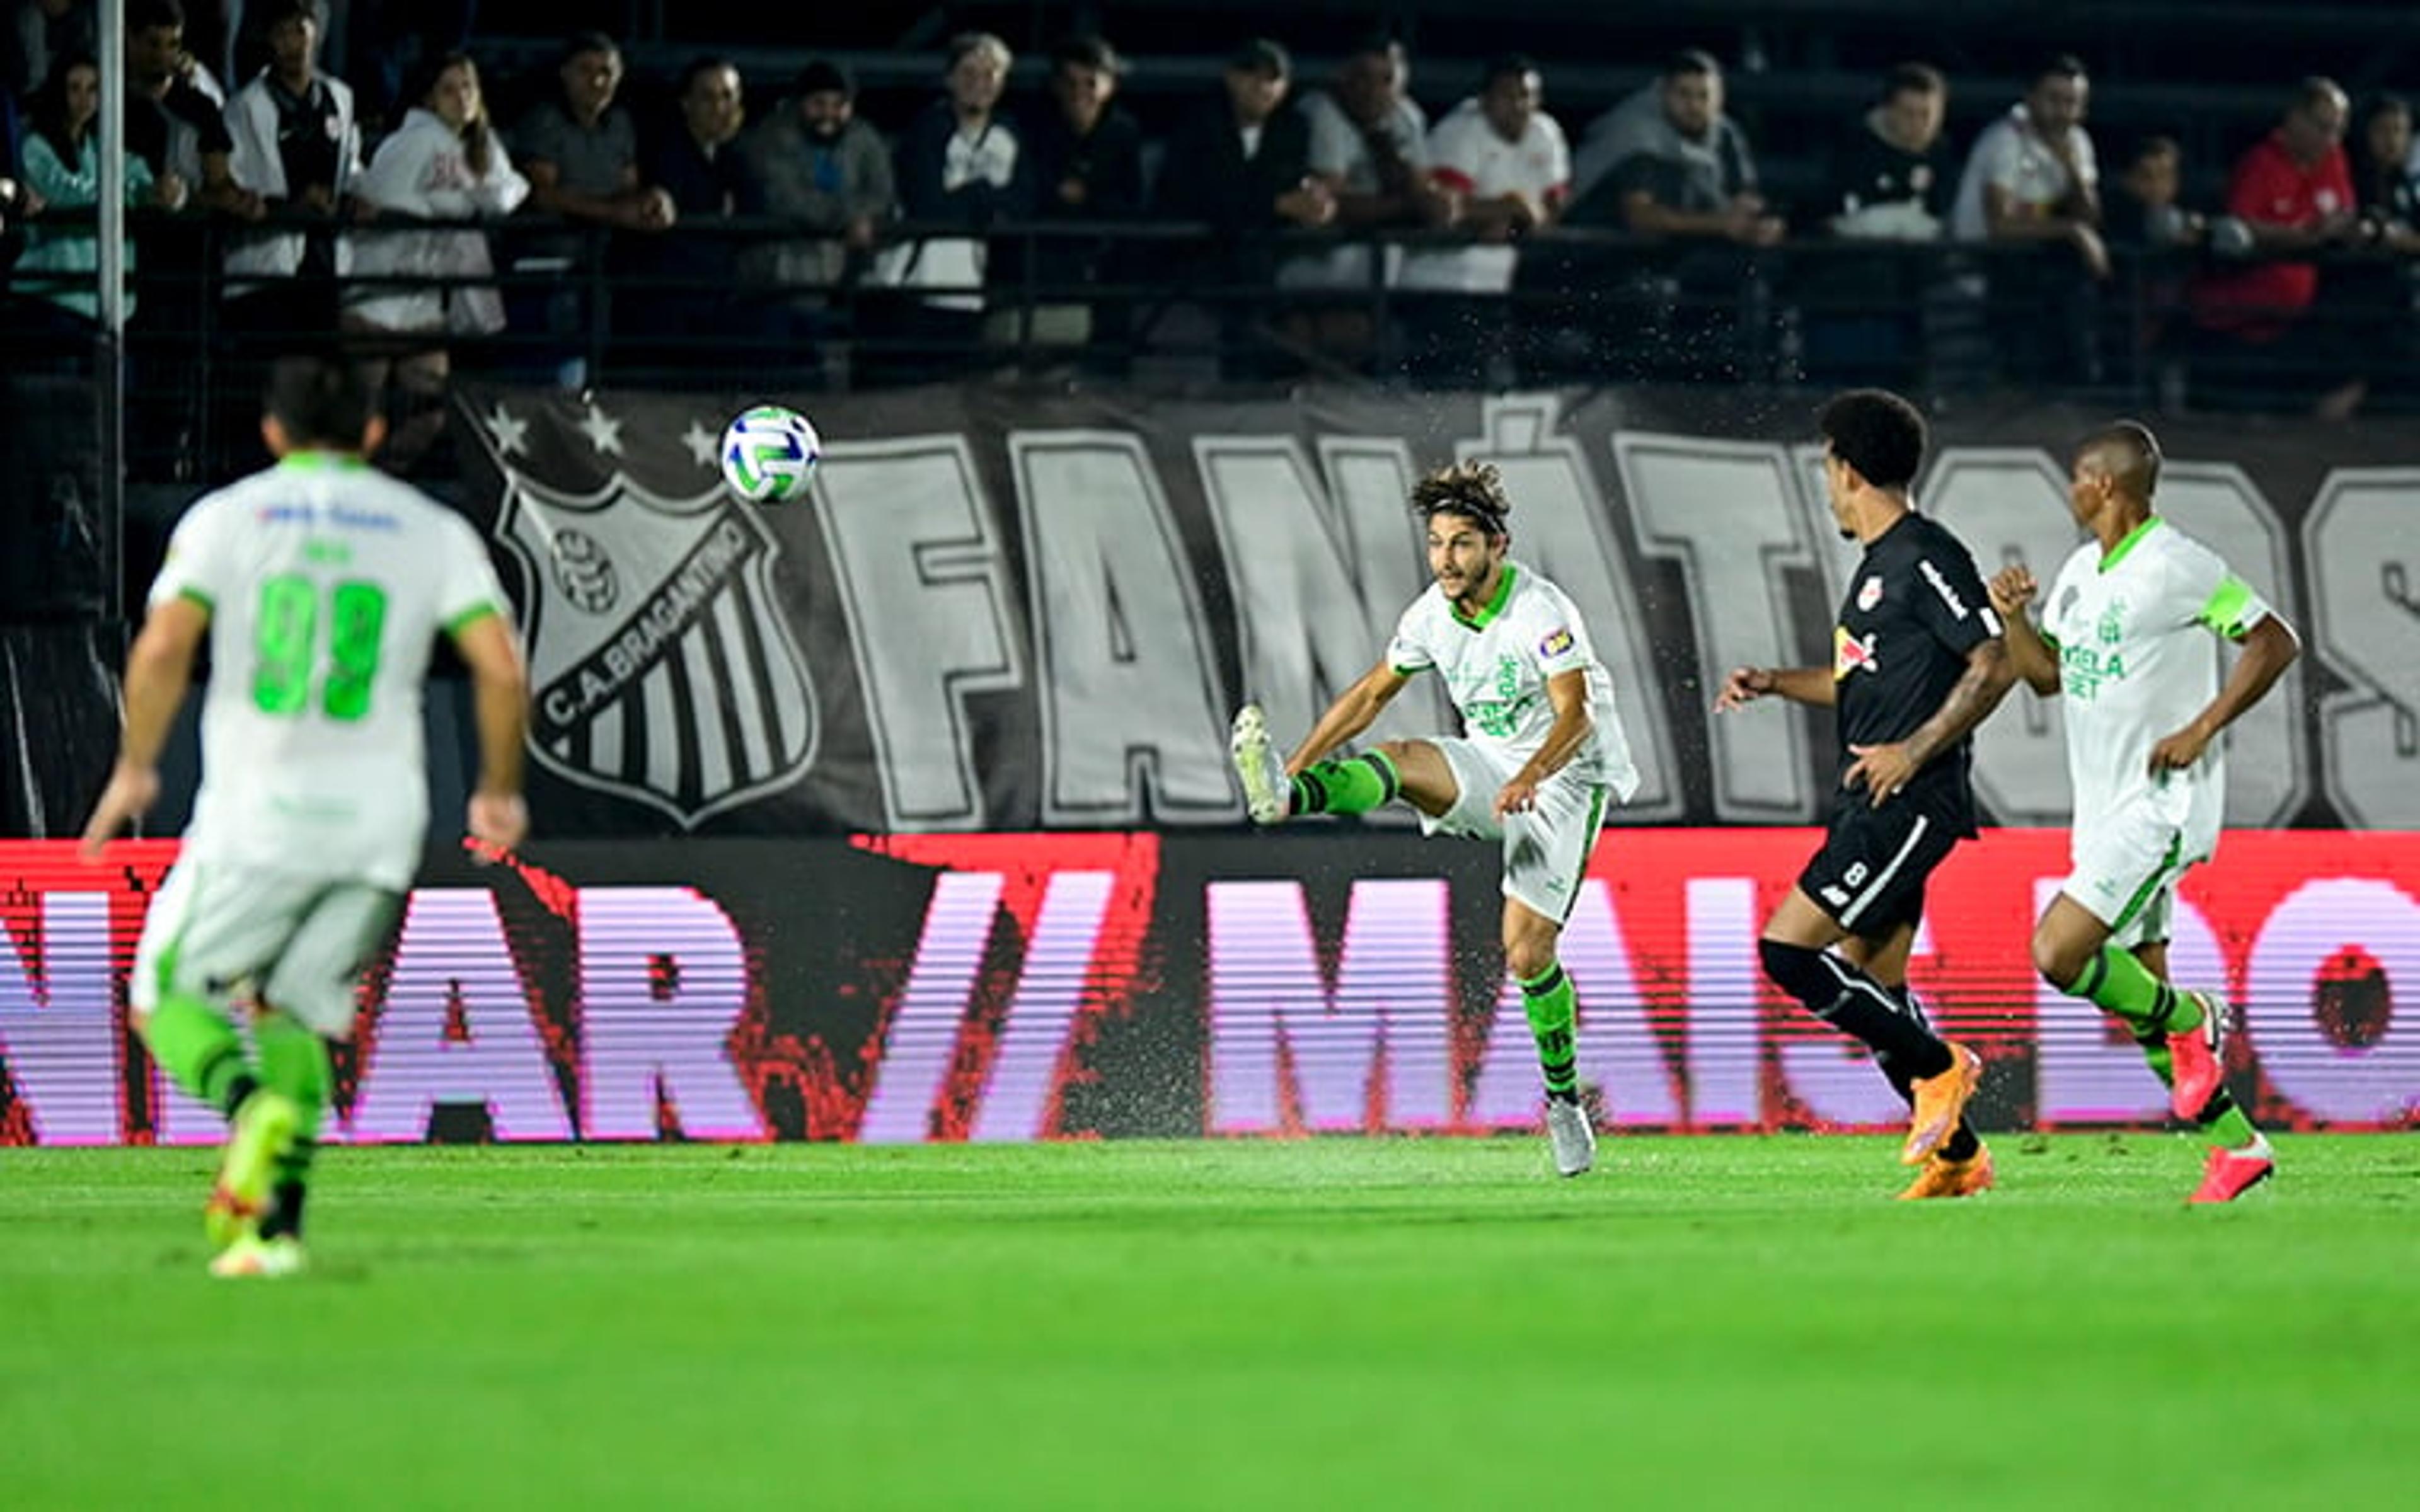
[720,404,822,503]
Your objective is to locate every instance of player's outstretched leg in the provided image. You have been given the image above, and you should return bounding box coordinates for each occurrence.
[138,989,290,1249]
[249,1007,331,1266]
[2059,944,2215,1120]
[1230,705,1292,823]
[1231,705,1404,826]
[204,1085,301,1256]
[1883,991,1993,1198]
[1521,962,1594,1177]
[2132,1014,2276,1204]
[1761,932,1980,1165]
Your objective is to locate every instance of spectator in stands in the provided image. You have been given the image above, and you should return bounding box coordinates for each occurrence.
[1016,32,1146,367]
[1569,50,1780,248]
[1801,62,1956,383]
[1950,54,2106,382]
[16,50,183,328]
[2100,134,2209,391]
[627,55,753,379]
[873,30,1033,383]
[8,0,98,100]
[125,0,241,205]
[2332,96,2420,404]
[2104,135,2205,251]
[2189,77,2363,418]
[1154,37,1331,379]
[1397,52,1569,387]
[1281,31,1459,369]
[1823,63,1952,243]
[737,57,893,369]
[514,32,669,235]
[509,30,672,387]
[124,0,242,472]
[1559,49,1783,381]
[344,50,526,467]
[221,0,359,336]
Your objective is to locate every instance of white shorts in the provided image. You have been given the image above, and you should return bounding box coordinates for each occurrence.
[2061,789,2199,949]
[132,858,403,1039]
[1418,738,1612,922]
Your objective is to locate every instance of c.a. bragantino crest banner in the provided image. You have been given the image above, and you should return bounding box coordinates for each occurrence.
[452,384,2420,836]
[495,465,817,828]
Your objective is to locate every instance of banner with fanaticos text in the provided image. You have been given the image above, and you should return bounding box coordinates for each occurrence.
[448,381,2420,837]
[2,832,2411,1146]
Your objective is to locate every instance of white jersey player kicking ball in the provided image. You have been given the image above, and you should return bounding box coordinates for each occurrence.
[1991,420,2300,1204]
[81,354,531,1275]
[1228,462,1640,1176]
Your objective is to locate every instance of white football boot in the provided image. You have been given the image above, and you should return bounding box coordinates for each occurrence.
[1544,1097,1596,1177]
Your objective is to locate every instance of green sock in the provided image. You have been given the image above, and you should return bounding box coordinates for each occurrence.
[253,1009,330,1140]
[1289,752,1399,817]
[2133,1030,2262,1150]
[2066,945,2203,1034]
[253,1009,331,1241]
[1521,963,1579,1101]
[141,994,256,1118]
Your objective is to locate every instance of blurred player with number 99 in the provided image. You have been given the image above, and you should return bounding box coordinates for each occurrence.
[80,354,531,1277]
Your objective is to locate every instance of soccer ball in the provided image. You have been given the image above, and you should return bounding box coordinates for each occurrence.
[720,404,822,503]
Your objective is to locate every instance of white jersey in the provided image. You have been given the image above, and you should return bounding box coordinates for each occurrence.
[1386,559,1640,798]
[1401,98,1571,294]
[148,453,509,890]
[2039,517,2270,859]
[1950,104,2099,241]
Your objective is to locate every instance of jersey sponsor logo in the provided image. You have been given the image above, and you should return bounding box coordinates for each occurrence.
[1538,626,1573,658]
[1919,559,1971,620]
[1857,575,1883,611]
[2058,640,2128,701]
[1833,625,1879,679]
[498,471,817,828]
[1459,654,1534,739]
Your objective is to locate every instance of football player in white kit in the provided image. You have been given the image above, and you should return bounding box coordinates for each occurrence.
[1990,421,2300,1203]
[81,355,531,1274]
[1229,462,1640,1176]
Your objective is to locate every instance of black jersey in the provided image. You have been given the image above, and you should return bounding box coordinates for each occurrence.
[1830,511,2002,832]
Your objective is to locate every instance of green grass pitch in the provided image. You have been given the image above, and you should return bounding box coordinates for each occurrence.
[5,1135,2415,1509]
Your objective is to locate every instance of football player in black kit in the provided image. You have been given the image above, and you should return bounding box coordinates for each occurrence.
[1717,389,2017,1198]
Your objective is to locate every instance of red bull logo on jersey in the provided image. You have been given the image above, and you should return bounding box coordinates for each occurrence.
[497,472,817,828]
[1833,626,1879,680]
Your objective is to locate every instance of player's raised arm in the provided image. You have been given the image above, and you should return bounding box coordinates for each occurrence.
[1284,659,1413,774]
[2148,610,2300,776]
[450,609,531,852]
[1715,663,1837,711]
[79,595,212,857]
[1988,564,2062,695]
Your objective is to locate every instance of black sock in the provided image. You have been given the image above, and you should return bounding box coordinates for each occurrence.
[212,1065,262,1121]
[259,1181,308,1241]
[258,1137,316,1241]
[1759,939,1954,1078]
[1887,986,1981,1160]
